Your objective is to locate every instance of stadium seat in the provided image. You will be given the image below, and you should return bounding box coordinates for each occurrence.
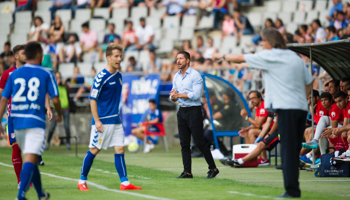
[109,18,125,30]
[56,9,72,22]
[179,28,194,41]
[165,28,179,40]
[315,0,328,11]
[286,23,298,33]
[319,10,330,27]
[34,11,51,24]
[163,16,180,29]
[10,34,27,47]
[150,7,166,18]
[156,39,173,54]
[278,12,292,25]
[0,13,12,24]
[306,11,319,24]
[247,12,262,28]
[219,47,231,55]
[97,31,104,43]
[77,63,92,76]
[0,1,16,13]
[59,63,75,79]
[37,1,52,11]
[298,0,313,11]
[154,28,162,42]
[239,35,253,48]
[124,51,139,61]
[131,7,148,19]
[197,15,214,29]
[146,17,161,29]
[282,1,298,12]
[75,9,91,21]
[293,11,306,24]
[93,8,109,20]
[139,50,150,70]
[0,25,10,36]
[112,8,129,19]
[90,19,106,32]
[212,36,221,49]
[70,19,85,33]
[130,17,140,28]
[265,1,281,12]
[222,36,237,49]
[182,15,196,28]
[94,62,106,73]
[15,11,32,23]
[231,47,242,54]
[262,12,277,22]
[13,22,31,34]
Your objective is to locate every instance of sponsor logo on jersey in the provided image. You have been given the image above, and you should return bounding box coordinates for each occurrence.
[109,82,116,85]
[91,89,98,98]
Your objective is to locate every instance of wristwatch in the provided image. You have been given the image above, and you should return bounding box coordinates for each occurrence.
[245,116,249,121]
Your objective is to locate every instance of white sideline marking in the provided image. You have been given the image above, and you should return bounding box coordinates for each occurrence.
[239,180,350,182]
[0,162,170,200]
[91,168,151,180]
[228,191,271,198]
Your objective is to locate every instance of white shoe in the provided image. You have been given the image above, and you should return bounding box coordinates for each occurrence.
[143,143,154,153]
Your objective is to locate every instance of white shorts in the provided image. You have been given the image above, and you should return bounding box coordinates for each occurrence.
[89,124,125,150]
[15,128,45,155]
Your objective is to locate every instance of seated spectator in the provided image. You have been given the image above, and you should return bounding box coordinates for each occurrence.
[122,21,136,50]
[109,0,129,10]
[161,0,186,20]
[90,0,109,8]
[334,11,348,30]
[252,18,274,45]
[98,23,121,61]
[312,19,326,43]
[146,50,162,73]
[72,0,91,17]
[59,34,82,63]
[275,18,286,35]
[44,34,61,70]
[184,0,198,16]
[0,42,15,74]
[327,0,343,25]
[212,0,228,29]
[345,2,350,20]
[299,24,308,38]
[183,40,194,58]
[50,0,72,21]
[222,13,237,38]
[69,66,86,102]
[28,16,50,43]
[326,25,340,41]
[196,0,213,25]
[85,68,96,91]
[80,22,98,63]
[195,36,205,55]
[131,99,162,153]
[13,0,33,23]
[202,37,217,60]
[233,9,254,38]
[129,18,155,51]
[130,0,147,7]
[49,16,65,43]
[126,56,143,72]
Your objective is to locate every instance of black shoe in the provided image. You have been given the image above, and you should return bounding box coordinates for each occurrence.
[219,159,229,166]
[174,133,179,138]
[206,169,219,179]
[226,159,242,167]
[274,192,295,198]
[275,165,283,170]
[176,172,193,178]
[191,150,203,158]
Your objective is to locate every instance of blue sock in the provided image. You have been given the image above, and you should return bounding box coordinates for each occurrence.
[32,165,45,198]
[80,151,95,180]
[17,162,35,199]
[114,154,128,183]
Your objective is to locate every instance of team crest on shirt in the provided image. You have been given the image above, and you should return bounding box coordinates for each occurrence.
[99,139,102,145]
[319,110,324,116]
[11,133,15,139]
[224,105,229,110]
[331,112,336,118]
[260,109,266,115]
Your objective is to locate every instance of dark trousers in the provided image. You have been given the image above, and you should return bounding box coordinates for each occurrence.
[47,110,71,144]
[50,4,71,20]
[277,109,307,197]
[177,106,216,173]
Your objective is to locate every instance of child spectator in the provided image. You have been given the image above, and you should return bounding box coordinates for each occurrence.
[222,14,237,38]
[122,21,136,50]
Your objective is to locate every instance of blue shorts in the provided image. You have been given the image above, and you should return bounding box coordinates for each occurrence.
[7,115,16,145]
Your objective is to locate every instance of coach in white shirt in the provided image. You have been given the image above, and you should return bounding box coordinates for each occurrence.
[213,28,314,198]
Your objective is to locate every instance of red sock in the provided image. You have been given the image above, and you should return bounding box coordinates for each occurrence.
[12,143,23,184]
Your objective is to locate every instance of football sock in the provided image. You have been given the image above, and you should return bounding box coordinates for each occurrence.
[80,151,95,181]
[114,154,128,183]
[319,137,328,155]
[306,152,312,159]
[12,143,22,184]
[237,158,244,164]
[313,116,330,141]
[32,165,45,198]
[17,162,35,200]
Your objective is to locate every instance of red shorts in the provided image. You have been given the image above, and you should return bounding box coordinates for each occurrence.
[328,135,349,151]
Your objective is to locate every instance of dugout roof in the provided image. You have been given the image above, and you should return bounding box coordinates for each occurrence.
[287,39,350,80]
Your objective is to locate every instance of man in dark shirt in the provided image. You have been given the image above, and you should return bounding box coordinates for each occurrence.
[233,9,254,38]
[98,23,121,61]
[0,42,15,74]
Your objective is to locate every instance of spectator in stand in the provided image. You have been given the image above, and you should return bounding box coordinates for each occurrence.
[90,0,109,8]
[109,0,129,10]
[13,0,33,23]
[126,56,143,72]
[222,13,237,38]
[146,50,162,73]
[233,9,254,38]
[0,42,15,74]
[84,68,96,91]
[327,0,343,25]
[195,36,205,55]
[161,0,186,20]
[326,25,340,41]
[275,18,286,35]
[299,24,308,38]
[203,37,217,60]
[183,40,194,58]
[69,66,86,102]
[129,18,155,51]
[305,35,314,43]
[59,34,82,63]
[130,0,147,7]
[98,23,121,61]
[345,3,350,20]
[49,16,65,43]
[252,18,274,45]
[50,0,72,21]
[72,0,91,17]
[28,16,50,43]
[44,34,60,70]
[122,21,136,50]
[312,19,326,43]
[80,22,98,62]
[212,0,228,29]
[196,0,213,25]
[184,0,198,16]
[334,11,348,30]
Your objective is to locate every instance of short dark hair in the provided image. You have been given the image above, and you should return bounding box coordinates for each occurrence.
[320,92,333,101]
[300,24,307,33]
[327,25,336,34]
[312,89,319,97]
[149,99,156,105]
[313,19,322,27]
[249,90,262,99]
[337,10,345,15]
[140,17,145,22]
[127,20,133,25]
[177,51,190,60]
[346,85,350,91]
[34,16,43,24]
[109,23,115,28]
[328,80,340,88]
[334,91,347,99]
[149,50,155,54]
[129,56,135,61]
[341,78,350,83]
[261,28,287,49]
[82,22,89,28]
[13,44,26,55]
[4,42,10,47]
[25,42,42,60]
